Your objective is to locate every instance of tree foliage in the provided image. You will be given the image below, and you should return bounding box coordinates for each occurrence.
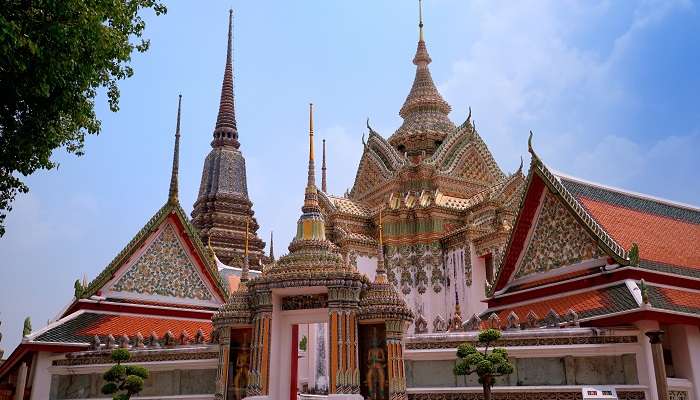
[102,348,149,400]
[0,0,167,236]
[454,329,514,400]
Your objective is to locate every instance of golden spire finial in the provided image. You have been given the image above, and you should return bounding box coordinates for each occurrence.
[418,0,424,41]
[309,103,314,162]
[375,207,388,283]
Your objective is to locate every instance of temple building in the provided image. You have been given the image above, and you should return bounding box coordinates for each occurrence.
[1,3,699,400]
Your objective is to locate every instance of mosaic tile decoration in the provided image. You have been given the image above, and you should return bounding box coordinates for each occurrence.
[516,191,604,278]
[112,224,214,301]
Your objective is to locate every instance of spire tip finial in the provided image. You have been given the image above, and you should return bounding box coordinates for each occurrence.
[321,138,327,192]
[168,95,182,203]
[418,0,424,41]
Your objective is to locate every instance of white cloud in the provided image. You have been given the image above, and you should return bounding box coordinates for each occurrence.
[438,0,699,202]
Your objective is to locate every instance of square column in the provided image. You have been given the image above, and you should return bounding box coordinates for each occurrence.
[669,324,700,400]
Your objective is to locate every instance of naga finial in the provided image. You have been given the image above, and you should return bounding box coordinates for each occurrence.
[518,155,524,173]
[467,106,472,123]
[527,130,535,155]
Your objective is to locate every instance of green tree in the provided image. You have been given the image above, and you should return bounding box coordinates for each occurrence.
[0,0,167,236]
[101,348,149,400]
[454,329,514,400]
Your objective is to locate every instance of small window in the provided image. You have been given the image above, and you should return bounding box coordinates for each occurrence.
[398,144,406,153]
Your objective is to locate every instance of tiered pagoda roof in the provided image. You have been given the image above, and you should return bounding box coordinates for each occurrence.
[191,10,266,267]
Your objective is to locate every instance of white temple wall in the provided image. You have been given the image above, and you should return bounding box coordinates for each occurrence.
[635,320,661,400]
[356,255,376,282]
[669,324,700,400]
[464,241,488,319]
[443,246,469,325]
[29,351,53,400]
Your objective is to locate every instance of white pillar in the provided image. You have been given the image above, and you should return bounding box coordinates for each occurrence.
[669,324,700,400]
[14,362,27,400]
[636,320,661,400]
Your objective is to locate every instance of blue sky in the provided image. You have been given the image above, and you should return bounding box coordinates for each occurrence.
[1,0,699,354]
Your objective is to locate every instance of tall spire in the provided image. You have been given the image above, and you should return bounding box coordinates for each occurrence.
[375,208,388,283]
[168,94,182,204]
[269,231,275,261]
[307,103,315,188]
[321,139,327,192]
[302,103,321,214]
[389,0,454,155]
[294,103,326,243]
[213,9,239,148]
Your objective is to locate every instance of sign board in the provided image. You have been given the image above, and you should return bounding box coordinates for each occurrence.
[582,386,618,400]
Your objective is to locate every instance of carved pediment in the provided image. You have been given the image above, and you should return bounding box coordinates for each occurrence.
[514,190,606,279]
[350,147,395,199]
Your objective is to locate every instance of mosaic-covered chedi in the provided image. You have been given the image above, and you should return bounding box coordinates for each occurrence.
[1,3,699,400]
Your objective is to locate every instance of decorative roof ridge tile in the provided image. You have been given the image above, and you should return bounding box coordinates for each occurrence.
[553,170,700,214]
[366,123,405,170]
[425,120,472,166]
[80,200,229,311]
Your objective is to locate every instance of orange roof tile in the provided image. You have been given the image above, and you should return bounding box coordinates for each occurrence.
[579,198,700,270]
[78,314,212,340]
[484,284,638,327]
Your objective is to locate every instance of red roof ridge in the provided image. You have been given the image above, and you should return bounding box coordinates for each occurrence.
[552,169,700,214]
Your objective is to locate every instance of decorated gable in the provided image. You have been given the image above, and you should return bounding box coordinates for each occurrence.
[103,218,223,307]
[515,190,606,279]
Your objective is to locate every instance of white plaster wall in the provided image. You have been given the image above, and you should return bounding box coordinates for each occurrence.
[635,320,660,400]
[29,351,53,400]
[356,255,376,282]
[669,324,700,400]
[464,241,488,319]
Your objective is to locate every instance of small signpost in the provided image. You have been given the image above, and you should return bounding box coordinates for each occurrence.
[582,386,618,400]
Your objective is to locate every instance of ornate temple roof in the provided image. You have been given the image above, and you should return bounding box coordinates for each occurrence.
[389,1,455,155]
[30,311,213,345]
[559,174,700,278]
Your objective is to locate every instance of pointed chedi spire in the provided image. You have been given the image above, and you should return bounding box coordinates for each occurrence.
[168,94,182,204]
[192,10,266,267]
[269,231,275,261]
[213,9,239,148]
[390,0,454,156]
[302,103,321,214]
[293,103,326,243]
[321,138,327,192]
[375,208,388,284]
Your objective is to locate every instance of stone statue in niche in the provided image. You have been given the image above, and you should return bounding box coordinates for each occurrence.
[232,334,250,400]
[366,328,386,400]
